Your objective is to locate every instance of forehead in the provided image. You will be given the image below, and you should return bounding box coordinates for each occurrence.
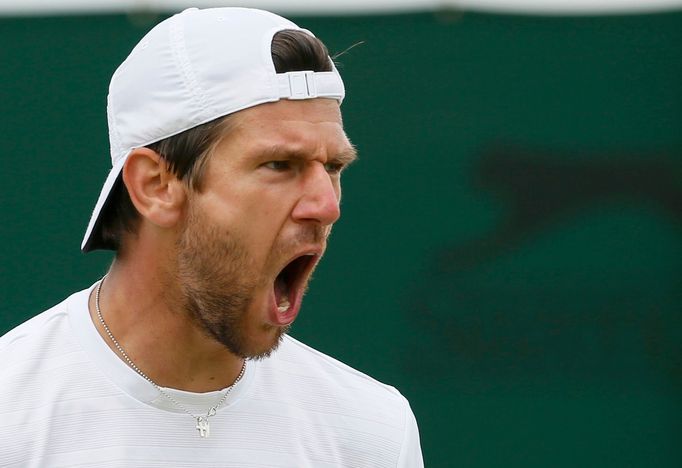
[216,99,352,159]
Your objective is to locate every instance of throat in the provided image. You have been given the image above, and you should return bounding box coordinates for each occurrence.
[93,276,246,393]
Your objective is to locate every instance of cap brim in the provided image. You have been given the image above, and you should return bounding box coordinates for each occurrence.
[81,156,127,252]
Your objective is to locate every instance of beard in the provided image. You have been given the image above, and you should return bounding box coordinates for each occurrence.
[175,203,290,360]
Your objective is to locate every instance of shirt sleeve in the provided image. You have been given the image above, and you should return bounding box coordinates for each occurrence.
[397,398,424,468]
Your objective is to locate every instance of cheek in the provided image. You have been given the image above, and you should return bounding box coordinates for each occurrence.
[244,186,298,222]
[199,183,296,248]
[232,197,292,261]
[202,187,279,228]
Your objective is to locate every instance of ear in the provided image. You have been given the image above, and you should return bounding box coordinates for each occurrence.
[122,148,186,228]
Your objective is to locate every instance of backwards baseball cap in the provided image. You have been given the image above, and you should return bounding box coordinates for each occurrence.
[81,7,345,252]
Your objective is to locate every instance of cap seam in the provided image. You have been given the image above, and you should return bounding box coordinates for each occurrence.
[169,13,213,126]
[107,84,123,165]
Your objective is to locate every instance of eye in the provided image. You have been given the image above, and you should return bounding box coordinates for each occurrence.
[263,160,291,171]
[324,162,345,174]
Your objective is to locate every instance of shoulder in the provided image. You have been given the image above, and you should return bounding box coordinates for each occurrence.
[272,335,403,397]
[253,335,424,466]
[257,335,409,412]
[1,295,70,353]
[0,289,89,379]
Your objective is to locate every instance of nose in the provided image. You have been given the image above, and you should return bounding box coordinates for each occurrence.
[291,163,341,226]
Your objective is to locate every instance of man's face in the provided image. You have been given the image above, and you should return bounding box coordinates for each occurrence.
[175,99,356,359]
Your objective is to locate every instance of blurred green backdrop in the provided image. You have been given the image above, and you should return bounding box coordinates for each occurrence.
[1,9,681,467]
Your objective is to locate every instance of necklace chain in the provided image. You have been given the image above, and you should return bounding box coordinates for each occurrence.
[95,278,245,438]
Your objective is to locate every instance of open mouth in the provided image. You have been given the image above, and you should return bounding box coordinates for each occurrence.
[274,254,318,316]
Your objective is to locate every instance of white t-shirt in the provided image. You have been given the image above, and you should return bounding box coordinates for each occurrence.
[0,284,423,468]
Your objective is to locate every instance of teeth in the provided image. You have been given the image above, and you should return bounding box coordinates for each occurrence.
[277,298,290,313]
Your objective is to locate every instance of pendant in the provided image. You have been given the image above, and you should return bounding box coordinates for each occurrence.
[196,416,210,438]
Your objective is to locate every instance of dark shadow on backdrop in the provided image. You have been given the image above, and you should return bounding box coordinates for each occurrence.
[405,143,682,393]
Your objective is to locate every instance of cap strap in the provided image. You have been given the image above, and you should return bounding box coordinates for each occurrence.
[277,71,344,101]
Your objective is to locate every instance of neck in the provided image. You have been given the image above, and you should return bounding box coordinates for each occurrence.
[88,255,245,393]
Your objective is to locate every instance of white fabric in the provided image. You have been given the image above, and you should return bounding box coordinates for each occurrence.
[82,7,345,252]
[0,285,423,467]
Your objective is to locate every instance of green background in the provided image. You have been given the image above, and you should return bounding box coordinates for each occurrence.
[1,9,681,467]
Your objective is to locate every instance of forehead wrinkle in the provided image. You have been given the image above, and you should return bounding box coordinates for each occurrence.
[223,107,352,164]
[260,144,310,161]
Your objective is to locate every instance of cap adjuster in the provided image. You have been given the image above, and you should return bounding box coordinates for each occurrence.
[285,71,317,99]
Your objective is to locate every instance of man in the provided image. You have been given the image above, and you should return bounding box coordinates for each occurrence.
[0,7,423,467]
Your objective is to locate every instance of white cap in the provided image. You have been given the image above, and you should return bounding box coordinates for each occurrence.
[81,7,345,252]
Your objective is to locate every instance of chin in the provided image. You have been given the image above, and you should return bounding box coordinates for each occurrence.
[234,323,290,361]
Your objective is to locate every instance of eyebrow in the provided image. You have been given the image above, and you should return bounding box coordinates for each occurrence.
[333,145,359,166]
[259,144,358,166]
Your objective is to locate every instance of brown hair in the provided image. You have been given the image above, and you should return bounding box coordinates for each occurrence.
[94,29,334,252]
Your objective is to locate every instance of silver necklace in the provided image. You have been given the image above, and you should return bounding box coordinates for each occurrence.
[95,278,245,438]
